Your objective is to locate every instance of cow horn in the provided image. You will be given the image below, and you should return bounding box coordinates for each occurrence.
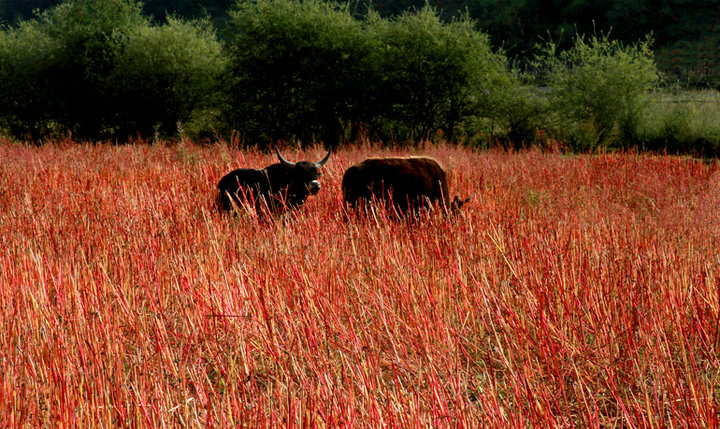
[315,146,332,168]
[275,146,295,167]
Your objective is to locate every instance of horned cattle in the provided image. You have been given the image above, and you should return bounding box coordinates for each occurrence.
[217,146,331,214]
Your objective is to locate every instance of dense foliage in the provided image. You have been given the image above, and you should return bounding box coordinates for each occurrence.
[0,0,225,141]
[3,0,717,87]
[1,0,718,154]
[225,0,369,146]
[539,34,660,150]
[225,1,513,145]
[110,17,227,138]
[367,7,512,141]
[29,0,147,140]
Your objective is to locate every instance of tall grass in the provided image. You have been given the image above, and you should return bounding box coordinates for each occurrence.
[1,139,719,426]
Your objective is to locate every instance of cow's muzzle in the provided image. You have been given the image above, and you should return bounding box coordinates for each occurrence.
[307,180,321,195]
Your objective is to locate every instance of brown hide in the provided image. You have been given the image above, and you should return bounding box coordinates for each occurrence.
[342,157,453,214]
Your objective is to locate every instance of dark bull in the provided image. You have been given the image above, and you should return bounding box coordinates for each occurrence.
[342,156,469,216]
[217,146,331,213]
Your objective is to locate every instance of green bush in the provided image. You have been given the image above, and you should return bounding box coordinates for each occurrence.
[0,21,59,140]
[368,7,513,142]
[111,17,227,139]
[538,33,660,151]
[35,0,148,140]
[224,1,515,146]
[0,0,227,141]
[2,0,683,151]
[226,0,371,146]
[484,71,550,147]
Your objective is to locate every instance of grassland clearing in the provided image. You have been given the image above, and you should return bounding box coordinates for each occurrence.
[1,140,718,426]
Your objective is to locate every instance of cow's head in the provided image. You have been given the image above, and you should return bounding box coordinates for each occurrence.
[275,146,332,204]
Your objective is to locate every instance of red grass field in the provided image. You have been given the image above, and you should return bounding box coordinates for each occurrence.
[1,138,719,427]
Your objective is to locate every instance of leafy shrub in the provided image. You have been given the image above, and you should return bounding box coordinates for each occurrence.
[111,17,227,139]
[226,0,371,147]
[485,72,550,148]
[34,0,148,140]
[538,34,660,151]
[368,6,513,142]
[0,0,227,141]
[224,1,515,146]
[0,21,59,140]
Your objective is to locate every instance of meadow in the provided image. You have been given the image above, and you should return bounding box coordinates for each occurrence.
[1,139,719,427]
[635,89,720,156]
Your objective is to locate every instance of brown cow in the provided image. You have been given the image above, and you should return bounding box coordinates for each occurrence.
[342,156,469,216]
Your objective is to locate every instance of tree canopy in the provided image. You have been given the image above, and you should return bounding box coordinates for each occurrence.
[2,0,716,86]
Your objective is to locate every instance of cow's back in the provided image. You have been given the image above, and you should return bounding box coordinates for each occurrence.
[342,157,450,212]
[217,168,269,212]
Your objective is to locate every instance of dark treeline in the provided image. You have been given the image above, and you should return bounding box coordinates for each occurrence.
[0,0,717,155]
[2,0,718,85]
[0,0,520,145]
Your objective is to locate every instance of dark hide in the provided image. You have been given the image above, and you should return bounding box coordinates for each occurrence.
[217,147,331,214]
[342,157,469,215]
